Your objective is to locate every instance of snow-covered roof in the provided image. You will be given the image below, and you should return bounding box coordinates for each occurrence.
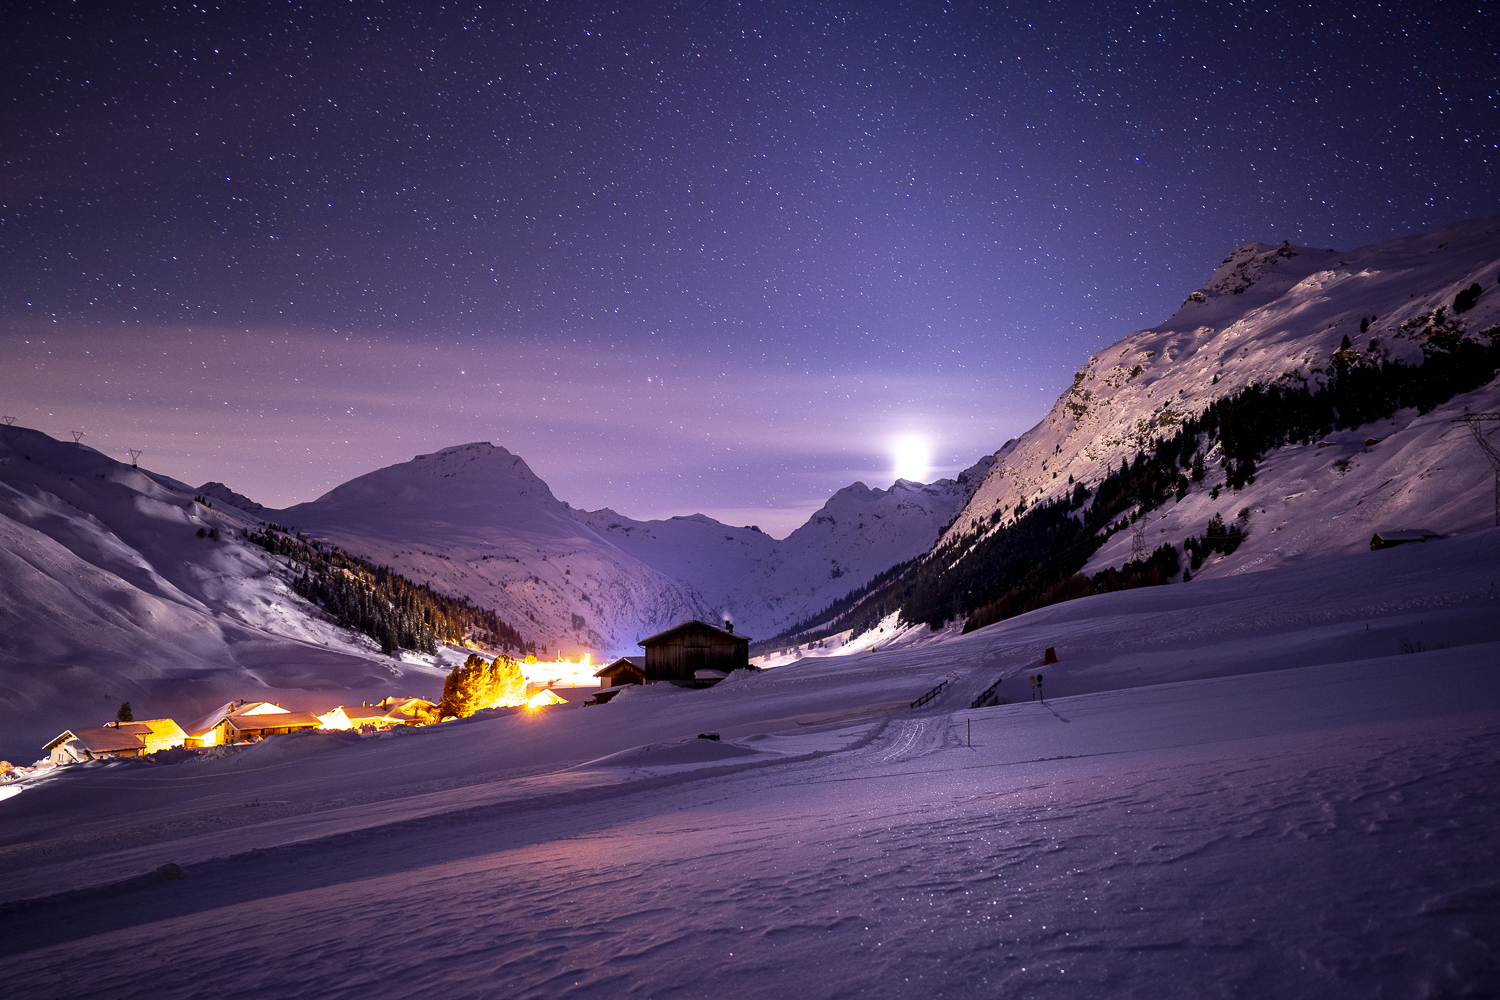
[638,620,751,647]
[226,712,321,732]
[185,701,290,738]
[1372,529,1441,542]
[43,726,147,755]
[595,656,645,677]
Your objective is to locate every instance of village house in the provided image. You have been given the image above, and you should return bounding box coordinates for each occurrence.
[381,696,439,724]
[184,700,320,746]
[42,718,187,764]
[638,620,752,687]
[318,697,436,731]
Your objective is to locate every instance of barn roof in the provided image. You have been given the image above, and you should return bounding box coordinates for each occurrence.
[595,655,645,678]
[637,620,751,647]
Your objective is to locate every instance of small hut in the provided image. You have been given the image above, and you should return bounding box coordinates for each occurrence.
[1370,528,1441,550]
[594,655,646,689]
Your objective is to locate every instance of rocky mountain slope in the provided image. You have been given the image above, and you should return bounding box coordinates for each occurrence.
[763,215,1500,660]
[943,217,1500,550]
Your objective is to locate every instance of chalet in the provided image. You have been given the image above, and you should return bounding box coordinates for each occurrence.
[382,697,439,725]
[42,718,187,764]
[638,620,752,687]
[125,718,188,753]
[318,698,435,730]
[1371,528,1442,550]
[224,710,321,742]
[185,700,319,746]
[319,704,400,731]
[594,655,646,690]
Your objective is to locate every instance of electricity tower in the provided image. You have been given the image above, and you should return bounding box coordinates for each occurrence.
[127,448,143,468]
[1454,410,1500,526]
[1,415,14,426]
[1127,496,1148,563]
[69,430,85,443]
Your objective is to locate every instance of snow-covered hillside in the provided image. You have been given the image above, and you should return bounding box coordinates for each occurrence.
[0,427,439,763]
[277,443,720,657]
[942,216,1500,551]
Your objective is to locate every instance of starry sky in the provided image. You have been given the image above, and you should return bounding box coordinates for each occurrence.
[3,2,1496,535]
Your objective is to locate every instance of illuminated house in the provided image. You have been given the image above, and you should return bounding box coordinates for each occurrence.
[638,619,752,687]
[184,700,320,746]
[318,698,435,731]
[42,719,187,764]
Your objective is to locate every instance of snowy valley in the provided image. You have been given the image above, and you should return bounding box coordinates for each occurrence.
[2,216,1500,998]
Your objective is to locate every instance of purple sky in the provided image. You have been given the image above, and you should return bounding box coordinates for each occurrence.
[3,2,1496,535]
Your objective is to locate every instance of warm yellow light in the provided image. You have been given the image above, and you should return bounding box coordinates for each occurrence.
[525,689,567,709]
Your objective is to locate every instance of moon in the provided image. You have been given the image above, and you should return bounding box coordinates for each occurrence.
[892,434,930,483]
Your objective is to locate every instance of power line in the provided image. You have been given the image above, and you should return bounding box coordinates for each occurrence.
[1453,410,1500,526]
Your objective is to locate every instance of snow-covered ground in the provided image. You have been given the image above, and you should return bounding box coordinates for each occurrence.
[4,529,1496,998]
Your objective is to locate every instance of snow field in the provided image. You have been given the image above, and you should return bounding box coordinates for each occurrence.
[2,531,1498,998]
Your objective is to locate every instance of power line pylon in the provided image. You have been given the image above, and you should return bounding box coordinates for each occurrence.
[1454,410,1500,526]
[127,448,143,468]
[1,416,14,426]
[1127,496,1148,563]
[69,430,85,443]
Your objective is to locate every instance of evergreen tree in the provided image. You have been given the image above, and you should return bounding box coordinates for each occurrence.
[116,701,133,723]
[437,654,528,719]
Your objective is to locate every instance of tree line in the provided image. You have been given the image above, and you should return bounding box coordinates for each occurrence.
[247,527,534,657]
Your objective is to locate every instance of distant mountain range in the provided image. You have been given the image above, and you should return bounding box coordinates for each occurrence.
[3,215,1498,760]
[267,440,993,653]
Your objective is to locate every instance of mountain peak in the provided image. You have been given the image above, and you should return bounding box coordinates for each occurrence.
[415,441,509,461]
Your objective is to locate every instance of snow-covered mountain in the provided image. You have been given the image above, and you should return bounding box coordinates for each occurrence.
[572,464,991,639]
[0,426,436,762]
[274,443,992,651]
[942,216,1500,553]
[276,443,721,656]
[721,463,992,636]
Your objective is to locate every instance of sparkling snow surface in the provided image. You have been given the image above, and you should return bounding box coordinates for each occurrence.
[3,534,1497,998]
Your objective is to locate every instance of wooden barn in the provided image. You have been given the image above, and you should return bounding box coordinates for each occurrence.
[595,655,646,690]
[638,620,751,687]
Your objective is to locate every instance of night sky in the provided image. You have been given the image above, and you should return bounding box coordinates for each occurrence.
[3,2,1496,535]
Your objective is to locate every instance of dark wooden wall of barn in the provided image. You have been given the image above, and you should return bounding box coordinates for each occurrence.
[643,627,749,682]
